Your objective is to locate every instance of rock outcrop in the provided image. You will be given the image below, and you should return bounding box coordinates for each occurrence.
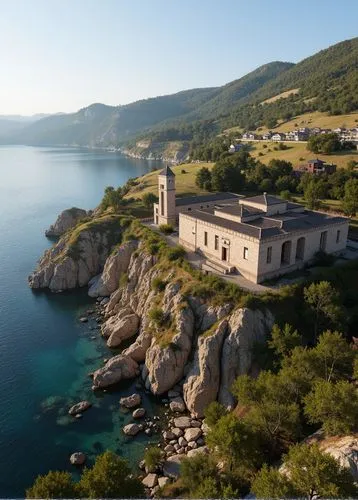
[183,320,228,417]
[88,240,138,297]
[218,308,274,409]
[92,354,139,389]
[28,215,123,291]
[45,207,87,237]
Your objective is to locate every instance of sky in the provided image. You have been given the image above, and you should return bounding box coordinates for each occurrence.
[0,0,357,115]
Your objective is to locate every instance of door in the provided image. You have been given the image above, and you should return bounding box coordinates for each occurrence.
[221,247,227,261]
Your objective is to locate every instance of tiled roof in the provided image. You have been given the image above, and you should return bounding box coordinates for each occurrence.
[176,192,240,207]
[159,165,175,177]
[185,209,261,238]
[242,193,285,206]
[215,204,263,217]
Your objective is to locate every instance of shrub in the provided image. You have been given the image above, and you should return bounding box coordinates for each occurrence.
[119,272,128,288]
[144,446,163,472]
[26,471,78,499]
[204,401,228,427]
[152,277,166,292]
[165,245,186,261]
[312,250,336,267]
[142,192,158,209]
[159,224,174,234]
[148,307,166,326]
[181,169,186,174]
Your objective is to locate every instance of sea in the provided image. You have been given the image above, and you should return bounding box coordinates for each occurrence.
[0,145,163,497]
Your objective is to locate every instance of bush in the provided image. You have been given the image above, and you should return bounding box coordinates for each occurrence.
[142,192,158,209]
[159,224,174,234]
[26,471,78,499]
[148,307,166,326]
[144,447,163,472]
[119,272,128,288]
[165,245,186,261]
[312,250,336,267]
[204,401,228,427]
[151,277,166,292]
[181,169,186,174]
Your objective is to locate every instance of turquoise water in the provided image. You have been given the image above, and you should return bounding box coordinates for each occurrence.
[0,146,162,497]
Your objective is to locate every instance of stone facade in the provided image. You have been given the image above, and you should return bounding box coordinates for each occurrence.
[153,170,349,284]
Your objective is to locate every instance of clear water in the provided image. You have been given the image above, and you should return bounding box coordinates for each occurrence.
[0,146,162,497]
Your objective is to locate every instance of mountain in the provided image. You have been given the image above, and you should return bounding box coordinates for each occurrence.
[2,37,357,150]
[0,113,52,137]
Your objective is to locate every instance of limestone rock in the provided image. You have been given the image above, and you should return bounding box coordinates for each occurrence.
[142,473,158,489]
[169,397,186,413]
[218,308,274,408]
[88,240,138,297]
[120,393,141,408]
[187,446,209,458]
[171,427,184,438]
[145,299,194,395]
[68,401,91,416]
[132,407,146,419]
[163,430,176,441]
[123,423,140,436]
[183,320,228,418]
[46,207,87,237]
[173,416,192,429]
[70,452,86,465]
[158,476,170,488]
[106,313,140,348]
[184,427,202,442]
[92,355,139,389]
[163,454,186,479]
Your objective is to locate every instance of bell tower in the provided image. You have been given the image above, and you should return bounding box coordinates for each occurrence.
[157,165,176,226]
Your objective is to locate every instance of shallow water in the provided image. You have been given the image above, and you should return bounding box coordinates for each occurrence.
[0,146,162,496]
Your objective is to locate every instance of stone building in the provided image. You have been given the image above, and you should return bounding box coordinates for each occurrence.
[153,167,349,283]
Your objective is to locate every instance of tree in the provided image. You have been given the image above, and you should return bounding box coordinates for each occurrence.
[307,133,341,154]
[195,167,212,190]
[206,413,263,471]
[268,323,302,358]
[251,464,296,499]
[304,380,358,435]
[252,444,357,499]
[313,330,354,382]
[232,372,301,447]
[303,281,341,340]
[304,178,325,209]
[79,451,144,498]
[342,178,358,216]
[283,443,357,498]
[204,401,228,427]
[142,192,158,209]
[211,161,245,192]
[26,471,78,499]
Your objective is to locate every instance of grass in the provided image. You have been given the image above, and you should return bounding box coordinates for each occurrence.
[248,141,357,169]
[124,162,214,200]
[260,88,300,105]
[225,111,358,136]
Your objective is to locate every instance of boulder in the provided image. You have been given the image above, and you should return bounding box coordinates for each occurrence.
[218,308,274,409]
[106,313,140,348]
[158,476,170,488]
[123,423,140,436]
[169,397,186,413]
[171,427,184,438]
[70,452,86,465]
[142,473,158,489]
[183,320,227,418]
[92,354,139,389]
[163,430,176,441]
[184,427,202,442]
[68,400,91,416]
[173,416,192,429]
[168,390,180,398]
[178,437,188,447]
[132,407,146,419]
[120,393,141,408]
[45,207,87,237]
[163,454,186,479]
[88,240,138,297]
[187,446,209,458]
[164,444,176,453]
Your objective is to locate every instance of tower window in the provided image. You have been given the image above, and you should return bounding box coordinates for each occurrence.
[160,192,164,216]
[160,184,164,189]
[267,246,272,263]
[336,230,341,243]
[243,247,248,260]
[215,235,219,250]
[204,231,208,246]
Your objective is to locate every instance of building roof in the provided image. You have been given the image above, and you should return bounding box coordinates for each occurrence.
[159,165,175,177]
[182,207,347,241]
[242,193,285,206]
[308,159,324,165]
[175,192,240,207]
[215,203,263,217]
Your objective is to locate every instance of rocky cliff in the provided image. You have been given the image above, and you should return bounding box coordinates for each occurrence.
[28,215,126,291]
[91,240,274,417]
[45,207,88,237]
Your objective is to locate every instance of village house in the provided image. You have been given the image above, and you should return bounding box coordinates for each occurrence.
[242,132,258,140]
[262,131,273,140]
[271,132,286,141]
[153,167,349,283]
[228,143,243,153]
[295,158,337,175]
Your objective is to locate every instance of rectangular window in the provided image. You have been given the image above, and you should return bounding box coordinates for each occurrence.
[320,231,327,251]
[243,247,248,260]
[267,246,272,264]
[215,235,219,250]
[336,230,341,243]
[160,192,164,216]
[160,184,164,190]
[188,207,191,211]
[204,231,208,246]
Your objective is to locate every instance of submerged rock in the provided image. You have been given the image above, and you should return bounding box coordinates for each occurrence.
[162,454,186,479]
[45,207,87,237]
[68,401,91,416]
[120,393,141,408]
[70,452,86,465]
[123,423,140,436]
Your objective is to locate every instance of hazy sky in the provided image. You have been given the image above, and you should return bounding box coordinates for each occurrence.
[0,0,357,115]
